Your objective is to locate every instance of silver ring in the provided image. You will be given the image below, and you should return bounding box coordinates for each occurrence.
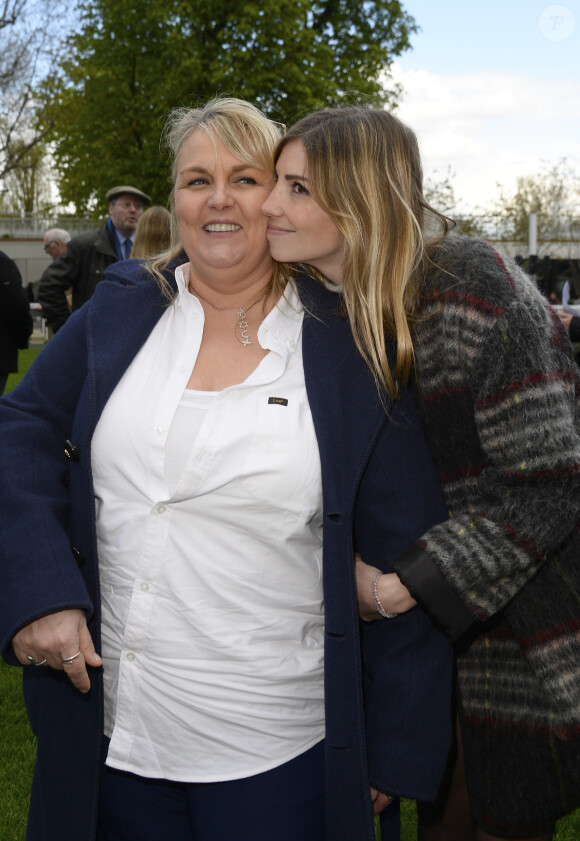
[27,655,47,666]
[61,649,81,665]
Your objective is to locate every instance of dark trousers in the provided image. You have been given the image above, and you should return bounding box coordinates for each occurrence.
[98,739,325,841]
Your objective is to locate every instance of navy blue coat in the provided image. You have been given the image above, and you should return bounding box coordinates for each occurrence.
[0,263,452,841]
[0,250,33,376]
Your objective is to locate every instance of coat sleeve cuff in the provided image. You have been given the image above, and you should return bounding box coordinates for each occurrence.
[392,545,476,641]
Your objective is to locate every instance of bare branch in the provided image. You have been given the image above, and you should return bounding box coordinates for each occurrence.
[0,0,68,184]
[0,0,27,30]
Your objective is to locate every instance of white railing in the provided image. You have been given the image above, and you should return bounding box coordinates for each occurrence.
[0,215,96,239]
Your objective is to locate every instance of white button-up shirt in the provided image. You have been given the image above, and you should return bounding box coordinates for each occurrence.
[91,267,324,781]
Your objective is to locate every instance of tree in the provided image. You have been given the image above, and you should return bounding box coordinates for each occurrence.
[423,167,457,216]
[0,0,68,186]
[37,0,417,212]
[1,139,53,213]
[492,159,580,244]
[423,166,487,238]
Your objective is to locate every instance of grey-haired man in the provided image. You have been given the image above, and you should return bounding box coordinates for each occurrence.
[38,186,151,332]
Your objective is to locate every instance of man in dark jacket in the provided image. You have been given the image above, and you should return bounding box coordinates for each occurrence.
[37,185,151,332]
[0,251,33,394]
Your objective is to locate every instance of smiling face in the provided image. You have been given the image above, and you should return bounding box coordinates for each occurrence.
[174,129,275,288]
[262,140,345,284]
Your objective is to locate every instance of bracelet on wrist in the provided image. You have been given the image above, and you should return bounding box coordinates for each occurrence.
[371,569,399,619]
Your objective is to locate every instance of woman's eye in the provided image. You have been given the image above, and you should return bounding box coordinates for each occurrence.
[292,181,309,195]
[187,178,207,187]
[236,176,257,185]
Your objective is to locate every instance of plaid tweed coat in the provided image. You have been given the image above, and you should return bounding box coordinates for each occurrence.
[393,235,580,836]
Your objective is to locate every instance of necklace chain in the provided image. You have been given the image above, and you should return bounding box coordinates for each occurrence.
[189,283,268,347]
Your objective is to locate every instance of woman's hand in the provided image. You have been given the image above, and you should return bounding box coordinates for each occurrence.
[370,787,397,815]
[12,608,102,694]
[355,554,417,621]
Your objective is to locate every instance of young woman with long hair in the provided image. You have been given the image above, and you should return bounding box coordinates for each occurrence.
[262,106,580,841]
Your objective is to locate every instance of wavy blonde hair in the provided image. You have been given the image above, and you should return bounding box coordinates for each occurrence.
[150,97,291,299]
[276,107,452,398]
[132,206,171,259]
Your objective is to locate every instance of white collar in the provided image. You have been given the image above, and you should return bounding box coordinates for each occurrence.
[174,263,303,357]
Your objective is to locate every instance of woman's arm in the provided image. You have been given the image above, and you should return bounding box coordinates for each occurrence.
[0,307,95,666]
[392,250,580,639]
[355,556,416,620]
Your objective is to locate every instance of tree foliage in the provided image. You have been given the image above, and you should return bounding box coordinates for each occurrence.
[423,166,488,238]
[493,159,580,243]
[423,167,457,216]
[0,139,53,213]
[37,0,417,213]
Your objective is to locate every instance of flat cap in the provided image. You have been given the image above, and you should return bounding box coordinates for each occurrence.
[106,185,151,204]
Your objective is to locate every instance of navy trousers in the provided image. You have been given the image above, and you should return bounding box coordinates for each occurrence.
[98,740,325,841]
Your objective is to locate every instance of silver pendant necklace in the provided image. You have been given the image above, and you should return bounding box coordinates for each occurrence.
[190,283,268,347]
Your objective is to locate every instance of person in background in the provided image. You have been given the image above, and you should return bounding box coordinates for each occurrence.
[29,228,72,304]
[131,205,171,259]
[37,185,151,332]
[262,105,580,841]
[0,98,453,841]
[43,228,71,261]
[0,250,33,395]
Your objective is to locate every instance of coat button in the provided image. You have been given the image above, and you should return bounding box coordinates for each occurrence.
[71,546,85,568]
[64,440,80,462]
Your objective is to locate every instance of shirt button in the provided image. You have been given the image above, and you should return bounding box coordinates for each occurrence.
[140,582,149,592]
[126,652,135,662]
[154,425,164,435]
[156,504,167,514]
[178,364,188,372]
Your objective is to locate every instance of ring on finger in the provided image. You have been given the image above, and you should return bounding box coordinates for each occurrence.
[61,650,81,665]
[27,655,47,667]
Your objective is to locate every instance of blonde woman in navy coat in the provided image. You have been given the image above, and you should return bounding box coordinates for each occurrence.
[0,98,451,841]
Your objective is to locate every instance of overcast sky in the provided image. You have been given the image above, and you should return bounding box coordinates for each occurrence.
[390,1,580,212]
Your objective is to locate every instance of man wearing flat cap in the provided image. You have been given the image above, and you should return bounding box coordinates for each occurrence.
[38,185,151,332]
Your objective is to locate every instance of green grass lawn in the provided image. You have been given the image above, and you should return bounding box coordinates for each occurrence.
[0,661,36,840]
[5,345,45,393]
[2,349,580,839]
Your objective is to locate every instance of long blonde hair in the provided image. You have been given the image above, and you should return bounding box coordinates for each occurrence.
[276,107,452,398]
[150,97,291,299]
[132,206,171,259]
